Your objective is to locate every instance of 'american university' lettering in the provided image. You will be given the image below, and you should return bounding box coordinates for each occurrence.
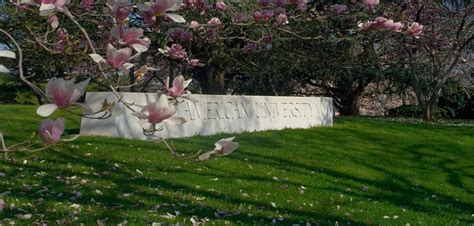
[182,101,313,121]
[80,93,333,139]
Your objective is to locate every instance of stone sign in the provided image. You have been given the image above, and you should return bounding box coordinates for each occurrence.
[80,92,333,139]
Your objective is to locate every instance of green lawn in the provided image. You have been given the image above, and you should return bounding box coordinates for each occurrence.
[0,105,473,225]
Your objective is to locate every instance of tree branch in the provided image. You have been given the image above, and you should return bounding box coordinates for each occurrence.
[0,29,47,99]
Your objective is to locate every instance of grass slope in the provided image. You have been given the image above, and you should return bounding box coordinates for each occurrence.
[0,105,473,225]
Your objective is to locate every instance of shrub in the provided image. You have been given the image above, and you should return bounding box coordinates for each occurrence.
[388,105,423,117]
[438,80,473,118]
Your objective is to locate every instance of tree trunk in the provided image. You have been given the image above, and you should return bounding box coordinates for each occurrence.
[339,93,360,115]
[422,91,441,122]
[194,64,226,94]
[339,80,366,116]
[422,103,437,122]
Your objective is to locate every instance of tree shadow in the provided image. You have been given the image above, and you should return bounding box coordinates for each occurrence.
[0,147,363,225]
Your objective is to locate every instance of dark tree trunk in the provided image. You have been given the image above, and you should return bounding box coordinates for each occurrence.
[422,105,435,122]
[194,65,226,94]
[422,92,441,122]
[339,94,360,115]
[332,80,366,116]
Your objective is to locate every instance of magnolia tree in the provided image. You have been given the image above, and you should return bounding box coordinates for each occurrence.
[259,0,472,118]
[394,2,472,121]
[0,0,316,159]
[230,0,434,115]
[145,0,312,94]
[357,1,472,121]
[1,0,269,159]
[0,0,469,158]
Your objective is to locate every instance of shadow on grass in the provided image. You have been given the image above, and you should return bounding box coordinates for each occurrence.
[1,149,362,225]
[1,107,473,224]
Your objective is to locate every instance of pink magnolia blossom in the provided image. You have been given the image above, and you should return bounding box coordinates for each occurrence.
[141,0,177,15]
[53,28,68,51]
[80,0,93,12]
[375,16,387,25]
[39,117,65,144]
[253,11,262,22]
[37,78,91,117]
[108,0,132,21]
[276,14,288,26]
[189,20,200,29]
[359,17,385,31]
[188,58,204,67]
[166,75,192,97]
[371,17,388,29]
[134,95,185,126]
[332,4,348,14]
[105,44,133,69]
[359,21,376,31]
[159,44,188,61]
[47,14,59,29]
[215,1,227,11]
[111,25,151,52]
[141,100,175,124]
[359,17,405,33]
[406,22,423,38]
[57,27,67,40]
[39,0,69,16]
[138,0,185,23]
[207,17,222,26]
[383,20,404,32]
[363,0,379,10]
[392,22,404,32]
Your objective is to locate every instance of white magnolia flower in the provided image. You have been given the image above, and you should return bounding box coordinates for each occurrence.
[199,137,239,160]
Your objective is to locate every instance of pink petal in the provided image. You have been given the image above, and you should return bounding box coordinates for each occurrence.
[106,44,116,64]
[151,0,176,15]
[46,78,74,108]
[142,96,176,124]
[50,117,65,140]
[170,76,185,97]
[123,28,143,43]
[48,15,59,29]
[39,117,65,144]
